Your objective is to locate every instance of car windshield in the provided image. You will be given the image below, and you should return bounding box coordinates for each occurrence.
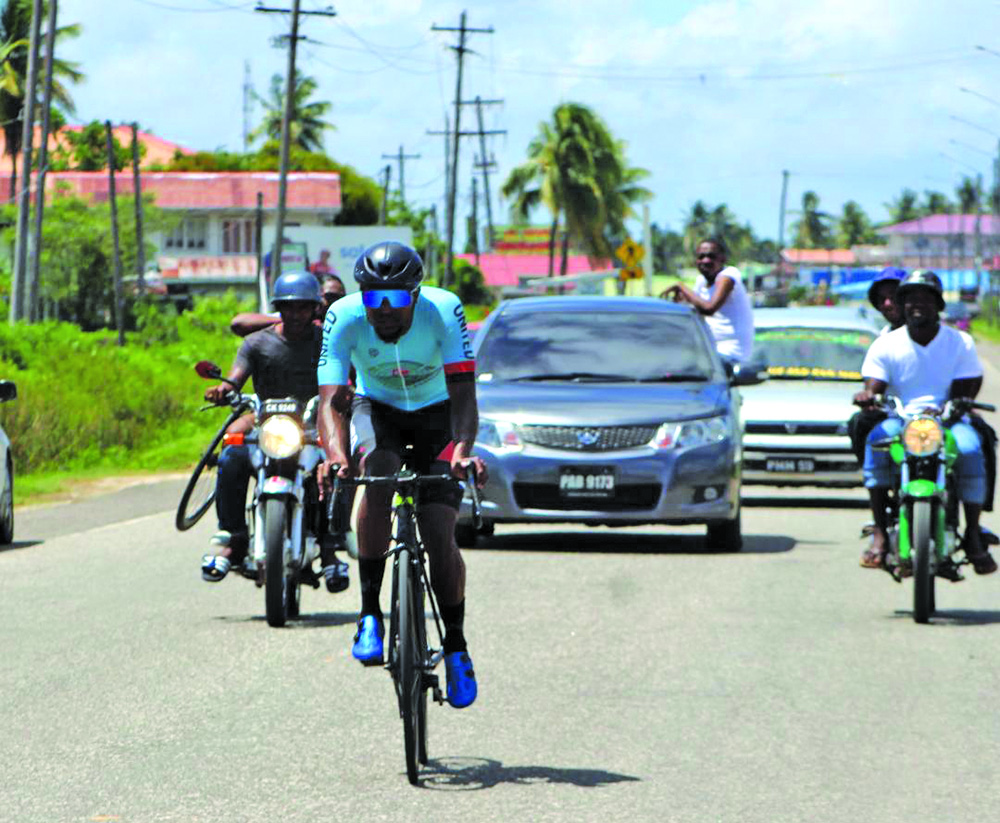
[476,310,717,383]
[754,326,874,381]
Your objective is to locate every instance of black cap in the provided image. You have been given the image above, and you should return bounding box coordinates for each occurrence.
[896,269,945,311]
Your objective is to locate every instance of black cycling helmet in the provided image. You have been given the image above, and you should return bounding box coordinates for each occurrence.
[895,269,945,311]
[867,266,906,308]
[354,241,424,290]
[271,270,323,305]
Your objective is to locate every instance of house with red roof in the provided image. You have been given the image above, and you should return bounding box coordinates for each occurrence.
[38,169,341,282]
[878,214,1000,270]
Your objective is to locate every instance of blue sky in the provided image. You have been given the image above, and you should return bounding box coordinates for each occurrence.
[58,0,1000,245]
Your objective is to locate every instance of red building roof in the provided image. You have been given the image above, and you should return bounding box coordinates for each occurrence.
[780,248,856,266]
[457,252,606,286]
[42,170,341,211]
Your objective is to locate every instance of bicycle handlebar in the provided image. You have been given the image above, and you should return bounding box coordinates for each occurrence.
[325,464,484,531]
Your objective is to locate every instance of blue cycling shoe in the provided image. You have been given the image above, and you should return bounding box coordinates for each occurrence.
[444,651,477,708]
[351,615,384,665]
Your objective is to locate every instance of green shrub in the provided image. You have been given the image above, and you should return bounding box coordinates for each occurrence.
[0,293,254,478]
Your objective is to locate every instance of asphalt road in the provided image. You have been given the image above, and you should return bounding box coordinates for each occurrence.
[3,346,1000,822]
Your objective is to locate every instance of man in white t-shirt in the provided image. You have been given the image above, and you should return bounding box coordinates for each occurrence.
[853,270,996,575]
[661,238,754,364]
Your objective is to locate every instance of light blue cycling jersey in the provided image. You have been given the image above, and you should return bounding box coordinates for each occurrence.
[317,286,475,411]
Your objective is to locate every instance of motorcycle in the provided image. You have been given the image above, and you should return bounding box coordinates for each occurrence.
[186,360,329,628]
[866,394,997,623]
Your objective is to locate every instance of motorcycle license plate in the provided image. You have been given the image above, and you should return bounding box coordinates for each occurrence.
[766,458,815,473]
[559,466,616,498]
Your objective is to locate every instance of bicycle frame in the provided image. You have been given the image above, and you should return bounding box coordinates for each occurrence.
[330,466,481,784]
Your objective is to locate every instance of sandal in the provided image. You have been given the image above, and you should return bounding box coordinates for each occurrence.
[859,546,885,569]
[201,554,232,582]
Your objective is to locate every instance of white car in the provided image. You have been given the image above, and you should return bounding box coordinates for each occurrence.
[741,307,880,488]
[0,379,17,542]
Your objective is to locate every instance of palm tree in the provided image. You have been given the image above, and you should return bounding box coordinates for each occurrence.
[791,191,833,249]
[250,71,333,153]
[0,0,82,202]
[502,102,650,277]
[836,200,875,247]
[884,188,920,224]
[921,190,953,216]
[955,175,982,214]
[683,201,753,261]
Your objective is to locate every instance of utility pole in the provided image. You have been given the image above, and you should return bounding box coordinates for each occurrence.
[431,11,494,287]
[381,145,420,206]
[379,164,392,224]
[10,0,42,325]
[427,204,438,281]
[255,2,336,285]
[105,121,125,347]
[130,123,146,295]
[777,169,790,280]
[255,192,266,310]
[470,95,504,249]
[28,0,57,323]
[242,60,253,153]
[469,175,479,265]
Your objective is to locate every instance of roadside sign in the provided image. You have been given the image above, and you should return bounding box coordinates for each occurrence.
[617,266,643,281]
[616,238,645,268]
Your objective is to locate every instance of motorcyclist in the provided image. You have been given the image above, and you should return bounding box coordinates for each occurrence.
[200,271,350,592]
[847,267,907,474]
[852,270,997,575]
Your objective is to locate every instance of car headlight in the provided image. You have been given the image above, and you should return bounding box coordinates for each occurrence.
[476,419,522,452]
[259,414,304,459]
[902,417,943,456]
[652,416,731,450]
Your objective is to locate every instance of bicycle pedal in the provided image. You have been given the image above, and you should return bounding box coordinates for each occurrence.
[426,674,444,704]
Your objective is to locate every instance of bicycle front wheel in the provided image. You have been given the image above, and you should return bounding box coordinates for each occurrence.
[176,421,229,532]
[396,548,427,785]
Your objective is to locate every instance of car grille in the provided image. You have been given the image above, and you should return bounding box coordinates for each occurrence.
[513,483,662,511]
[744,422,844,435]
[515,424,658,451]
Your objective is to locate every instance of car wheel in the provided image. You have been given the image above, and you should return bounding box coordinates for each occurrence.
[454,521,478,548]
[706,510,741,552]
[0,458,13,545]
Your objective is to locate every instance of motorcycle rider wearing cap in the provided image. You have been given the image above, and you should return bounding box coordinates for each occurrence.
[853,270,998,575]
[200,271,350,592]
[847,268,908,473]
[315,241,487,709]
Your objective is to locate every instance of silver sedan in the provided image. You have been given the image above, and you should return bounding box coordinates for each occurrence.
[457,296,762,550]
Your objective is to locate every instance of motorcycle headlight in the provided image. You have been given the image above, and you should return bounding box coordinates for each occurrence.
[476,419,522,452]
[902,417,943,456]
[652,416,731,450]
[259,414,304,459]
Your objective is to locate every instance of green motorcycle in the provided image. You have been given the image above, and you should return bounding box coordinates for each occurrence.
[871,395,996,624]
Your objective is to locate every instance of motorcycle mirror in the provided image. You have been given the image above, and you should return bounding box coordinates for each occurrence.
[195,360,223,380]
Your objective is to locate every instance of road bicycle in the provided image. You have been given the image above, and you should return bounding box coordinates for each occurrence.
[329,465,482,784]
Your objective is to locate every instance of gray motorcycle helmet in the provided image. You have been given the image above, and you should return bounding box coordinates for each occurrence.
[271,270,323,306]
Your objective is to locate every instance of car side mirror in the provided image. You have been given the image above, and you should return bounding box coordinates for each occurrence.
[728,362,768,386]
[0,380,17,403]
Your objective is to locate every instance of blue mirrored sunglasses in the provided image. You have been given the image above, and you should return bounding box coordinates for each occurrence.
[361,289,414,309]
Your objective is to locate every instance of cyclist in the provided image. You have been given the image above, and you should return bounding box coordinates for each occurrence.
[200,271,350,593]
[853,270,997,575]
[316,240,487,709]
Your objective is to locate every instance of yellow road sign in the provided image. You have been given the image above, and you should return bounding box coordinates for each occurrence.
[617,266,644,281]
[616,238,645,268]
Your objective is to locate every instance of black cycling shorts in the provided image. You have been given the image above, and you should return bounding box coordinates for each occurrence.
[350,395,463,510]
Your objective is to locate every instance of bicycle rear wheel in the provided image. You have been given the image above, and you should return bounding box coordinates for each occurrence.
[176,413,238,531]
[396,548,427,785]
